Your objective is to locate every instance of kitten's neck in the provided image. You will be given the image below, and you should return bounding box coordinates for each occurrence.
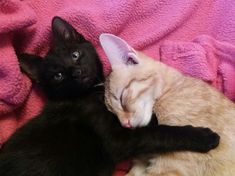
[46,83,105,102]
[154,61,184,99]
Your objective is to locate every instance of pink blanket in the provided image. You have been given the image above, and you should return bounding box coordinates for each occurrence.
[0,0,235,175]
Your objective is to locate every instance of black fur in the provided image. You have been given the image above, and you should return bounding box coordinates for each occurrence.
[0,17,220,176]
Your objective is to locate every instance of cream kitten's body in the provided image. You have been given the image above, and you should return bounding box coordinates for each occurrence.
[100,34,235,176]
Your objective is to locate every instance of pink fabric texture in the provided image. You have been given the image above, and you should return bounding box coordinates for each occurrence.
[0,0,235,175]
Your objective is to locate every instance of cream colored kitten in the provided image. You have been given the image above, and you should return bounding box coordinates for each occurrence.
[99,33,235,176]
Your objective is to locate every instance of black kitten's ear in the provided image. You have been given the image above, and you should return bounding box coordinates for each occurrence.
[52,16,86,43]
[18,53,43,83]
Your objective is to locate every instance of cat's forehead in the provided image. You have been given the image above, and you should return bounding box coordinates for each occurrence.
[43,42,92,63]
[107,67,157,94]
[43,55,69,67]
[106,71,131,96]
[109,68,130,81]
[51,42,93,55]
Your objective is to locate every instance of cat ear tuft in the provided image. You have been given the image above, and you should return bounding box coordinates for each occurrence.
[52,16,86,43]
[18,53,43,83]
[99,33,139,68]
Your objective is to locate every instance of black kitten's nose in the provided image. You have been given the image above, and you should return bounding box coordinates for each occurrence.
[72,69,82,77]
[71,68,91,83]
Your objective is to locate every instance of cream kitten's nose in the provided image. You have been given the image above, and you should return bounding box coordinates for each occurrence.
[118,113,132,128]
[123,119,132,128]
[120,118,132,128]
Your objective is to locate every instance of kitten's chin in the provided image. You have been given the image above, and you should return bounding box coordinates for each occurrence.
[75,77,97,89]
[120,115,152,128]
[82,77,91,83]
[130,114,153,128]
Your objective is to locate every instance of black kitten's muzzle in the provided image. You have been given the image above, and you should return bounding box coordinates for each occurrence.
[72,69,82,78]
[72,68,94,85]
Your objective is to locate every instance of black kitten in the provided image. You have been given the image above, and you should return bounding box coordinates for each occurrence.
[0,17,219,176]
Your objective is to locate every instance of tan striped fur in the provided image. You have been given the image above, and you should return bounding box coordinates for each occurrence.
[105,51,235,176]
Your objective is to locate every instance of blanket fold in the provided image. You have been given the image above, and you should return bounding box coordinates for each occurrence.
[160,35,235,100]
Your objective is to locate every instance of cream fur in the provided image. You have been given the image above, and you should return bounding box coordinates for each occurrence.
[105,51,235,176]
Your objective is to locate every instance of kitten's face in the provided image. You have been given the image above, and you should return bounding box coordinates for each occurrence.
[40,42,102,98]
[105,65,158,128]
[100,34,160,128]
[19,17,103,99]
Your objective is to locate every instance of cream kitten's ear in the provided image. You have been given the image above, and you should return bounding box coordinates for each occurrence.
[99,33,139,68]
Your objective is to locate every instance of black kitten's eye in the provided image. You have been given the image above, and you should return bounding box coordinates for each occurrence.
[71,51,81,62]
[54,72,64,81]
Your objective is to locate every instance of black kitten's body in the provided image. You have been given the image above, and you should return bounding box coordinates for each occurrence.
[0,17,219,176]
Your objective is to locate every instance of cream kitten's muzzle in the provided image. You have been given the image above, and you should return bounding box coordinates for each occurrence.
[118,110,153,128]
[116,112,133,128]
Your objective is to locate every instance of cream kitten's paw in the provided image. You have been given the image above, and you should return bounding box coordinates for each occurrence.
[126,167,145,176]
[126,160,148,176]
[145,170,182,176]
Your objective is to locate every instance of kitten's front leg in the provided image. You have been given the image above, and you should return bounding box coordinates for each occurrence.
[107,124,220,162]
[152,125,220,153]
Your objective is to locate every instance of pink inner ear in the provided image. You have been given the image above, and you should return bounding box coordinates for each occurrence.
[126,52,138,65]
[99,33,138,67]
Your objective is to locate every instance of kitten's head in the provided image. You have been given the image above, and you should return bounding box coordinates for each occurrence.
[100,34,161,128]
[19,17,104,99]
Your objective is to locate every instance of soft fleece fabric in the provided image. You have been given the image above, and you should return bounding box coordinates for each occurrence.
[0,0,235,175]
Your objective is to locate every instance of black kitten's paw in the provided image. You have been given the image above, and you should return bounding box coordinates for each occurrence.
[189,126,220,153]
